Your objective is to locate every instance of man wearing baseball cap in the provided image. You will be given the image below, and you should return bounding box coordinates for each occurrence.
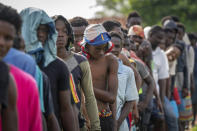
[80,24,118,131]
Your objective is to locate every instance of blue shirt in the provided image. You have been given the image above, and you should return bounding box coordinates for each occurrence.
[3,48,36,78]
[3,48,45,112]
[116,60,139,131]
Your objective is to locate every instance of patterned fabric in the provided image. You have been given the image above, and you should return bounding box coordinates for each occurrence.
[80,24,110,46]
[81,42,114,59]
[70,74,80,104]
[178,92,193,121]
[128,25,144,38]
[63,53,85,108]
[80,24,114,59]
[99,109,112,117]
[62,53,86,107]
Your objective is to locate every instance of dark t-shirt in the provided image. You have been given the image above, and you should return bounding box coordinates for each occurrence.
[0,61,9,108]
[42,72,54,117]
[42,58,70,123]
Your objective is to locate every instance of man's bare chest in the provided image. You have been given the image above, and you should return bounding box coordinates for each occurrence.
[89,60,108,81]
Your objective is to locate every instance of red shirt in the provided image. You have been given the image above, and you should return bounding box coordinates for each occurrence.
[0,65,42,131]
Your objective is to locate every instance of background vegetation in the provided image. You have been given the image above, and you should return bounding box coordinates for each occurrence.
[95,0,197,32]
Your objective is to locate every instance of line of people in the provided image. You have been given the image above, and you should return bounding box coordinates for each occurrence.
[0,2,197,131]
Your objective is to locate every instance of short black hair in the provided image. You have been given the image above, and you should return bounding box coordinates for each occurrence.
[0,3,22,34]
[171,16,180,23]
[188,33,197,41]
[121,28,128,39]
[149,25,163,37]
[102,20,121,32]
[69,16,89,27]
[176,23,185,33]
[109,31,123,45]
[127,11,140,21]
[52,15,74,50]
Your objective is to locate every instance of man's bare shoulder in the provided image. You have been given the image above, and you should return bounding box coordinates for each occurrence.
[105,53,118,62]
[105,53,118,69]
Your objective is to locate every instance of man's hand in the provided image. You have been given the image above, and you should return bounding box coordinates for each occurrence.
[132,105,139,124]
[156,98,164,113]
[138,101,148,112]
[182,88,189,98]
[86,119,91,130]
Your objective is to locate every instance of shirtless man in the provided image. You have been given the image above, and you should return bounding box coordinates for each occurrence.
[80,24,118,131]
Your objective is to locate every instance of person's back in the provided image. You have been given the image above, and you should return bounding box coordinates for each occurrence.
[3,48,36,78]
[42,58,69,122]
[10,65,42,131]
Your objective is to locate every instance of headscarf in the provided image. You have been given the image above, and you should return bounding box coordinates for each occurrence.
[128,25,144,38]
[80,24,114,58]
[20,7,57,67]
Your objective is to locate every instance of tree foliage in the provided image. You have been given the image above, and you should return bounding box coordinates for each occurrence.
[95,0,197,32]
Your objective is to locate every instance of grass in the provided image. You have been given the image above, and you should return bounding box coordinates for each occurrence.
[192,125,197,131]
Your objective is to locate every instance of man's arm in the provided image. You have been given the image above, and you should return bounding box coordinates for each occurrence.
[138,75,154,111]
[158,53,169,104]
[107,54,118,102]
[158,79,167,104]
[2,74,18,131]
[117,101,135,129]
[46,114,60,131]
[59,90,76,131]
[153,84,163,112]
[166,77,171,99]
[58,60,79,131]
[93,55,119,104]
[80,61,101,130]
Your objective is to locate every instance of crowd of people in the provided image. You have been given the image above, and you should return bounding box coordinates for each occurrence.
[0,2,197,131]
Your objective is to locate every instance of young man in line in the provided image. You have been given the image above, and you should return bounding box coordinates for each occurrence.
[110,31,139,131]
[54,15,101,131]
[0,4,42,131]
[20,7,76,131]
[70,17,89,53]
[80,24,118,131]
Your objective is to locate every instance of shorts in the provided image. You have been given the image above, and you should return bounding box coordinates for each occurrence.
[99,109,113,131]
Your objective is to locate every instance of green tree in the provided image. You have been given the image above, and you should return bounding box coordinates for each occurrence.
[96,0,197,32]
